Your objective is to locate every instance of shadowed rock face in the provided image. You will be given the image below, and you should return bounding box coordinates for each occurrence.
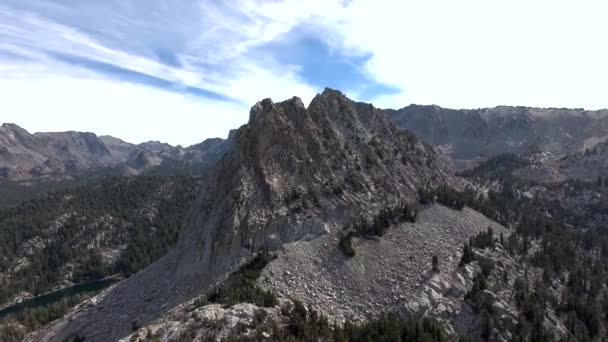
[36,89,452,342]
[386,105,608,161]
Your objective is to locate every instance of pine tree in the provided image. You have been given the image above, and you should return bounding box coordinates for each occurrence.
[432,255,440,273]
[460,242,474,266]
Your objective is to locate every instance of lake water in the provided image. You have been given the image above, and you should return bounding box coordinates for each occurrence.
[0,277,120,320]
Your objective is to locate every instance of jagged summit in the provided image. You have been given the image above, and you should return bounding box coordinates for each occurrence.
[178,89,452,276]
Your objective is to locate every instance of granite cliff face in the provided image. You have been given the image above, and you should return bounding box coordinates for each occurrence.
[33,89,453,341]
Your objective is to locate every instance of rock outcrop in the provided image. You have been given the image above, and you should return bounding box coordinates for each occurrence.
[175,89,450,281]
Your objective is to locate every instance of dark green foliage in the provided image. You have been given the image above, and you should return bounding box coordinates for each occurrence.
[73,252,107,282]
[0,291,97,342]
[459,242,474,266]
[419,182,531,227]
[0,175,200,305]
[418,186,466,210]
[0,179,84,210]
[458,153,530,181]
[207,251,278,308]
[466,273,487,304]
[555,267,604,340]
[471,227,495,250]
[479,258,494,278]
[234,301,447,342]
[352,202,417,237]
[432,255,440,273]
[338,231,356,257]
[511,277,556,342]
[0,324,25,342]
[344,313,446,342]
[338,202,416,256]
[458,160,608,341]
[480,310,494,340]
[277,300,332,341]
[465,264,497,341]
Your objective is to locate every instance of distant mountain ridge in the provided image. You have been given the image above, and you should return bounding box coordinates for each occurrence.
[0,123,232,182]
[386,104,608,162]
[5,102,608,184]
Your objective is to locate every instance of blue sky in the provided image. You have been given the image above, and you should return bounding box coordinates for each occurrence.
[1,0,607,145]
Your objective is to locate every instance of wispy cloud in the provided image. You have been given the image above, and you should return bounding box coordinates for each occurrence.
[1,0,607,144]
[0,1,317,144]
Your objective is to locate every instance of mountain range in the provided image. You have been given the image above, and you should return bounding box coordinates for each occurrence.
[4,102,608,186]
[388,104,608,169]
[1,89,608,341]
[0,123,232,183]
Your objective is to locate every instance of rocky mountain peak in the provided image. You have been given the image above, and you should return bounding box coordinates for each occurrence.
[0,123,35,144]
[176,89,451,278]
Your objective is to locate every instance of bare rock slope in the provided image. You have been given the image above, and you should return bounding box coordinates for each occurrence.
[118,205,521,341]
[259,204,507,324]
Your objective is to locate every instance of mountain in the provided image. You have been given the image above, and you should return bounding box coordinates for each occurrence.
[0,123,231,183]
[386,105,608,165]
[6,91,608,341]
[0,124,124,181]
[33,89,454,341]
